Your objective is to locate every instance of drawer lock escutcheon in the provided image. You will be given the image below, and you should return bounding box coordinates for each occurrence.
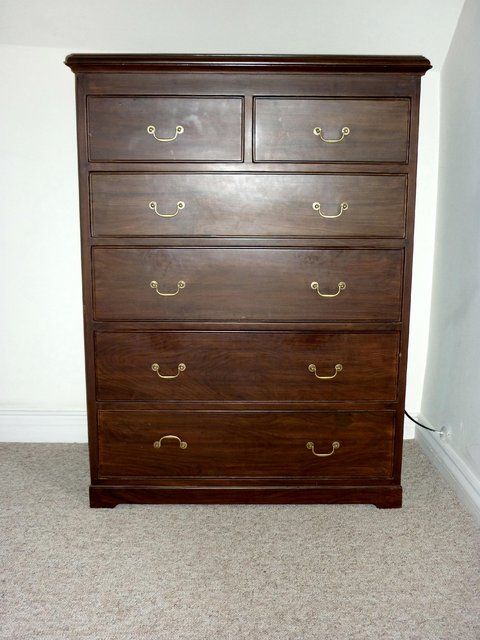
[150,280,186,296]
[153,435,188,449]
[146,124,184,142]
[313,126,350,143]
[306,440,340,457]
[311,281,346,298]
[312,201,349,219]
[151,362,186,379]
[149,200,185,218]
[308,363,343,379]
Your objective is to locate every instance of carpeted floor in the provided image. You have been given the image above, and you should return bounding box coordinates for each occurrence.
[0,441,479,640]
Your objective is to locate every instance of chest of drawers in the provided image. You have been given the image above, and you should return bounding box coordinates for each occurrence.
[66,54,431,508]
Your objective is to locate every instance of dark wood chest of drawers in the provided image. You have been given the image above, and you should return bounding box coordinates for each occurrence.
[66,54,431,508]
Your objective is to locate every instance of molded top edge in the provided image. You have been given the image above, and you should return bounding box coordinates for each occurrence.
[65,53,432,74]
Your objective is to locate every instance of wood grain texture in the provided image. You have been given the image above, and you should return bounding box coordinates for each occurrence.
[95,331,400,402]
[87,97,244,162]
[97,410,395,479]
[254,98,410,163]
[92,247,403,321]
[91,173,407,238]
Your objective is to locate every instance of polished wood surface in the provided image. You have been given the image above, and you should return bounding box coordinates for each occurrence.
[95,331,400,402]
[91,173,407,238]
[66,53,432,75]
[92,248,403,321]
[65,53,430,507]
[254,99,410,163]
[97,410,395,478]
[89,485,403,508]
[88,97,244,162]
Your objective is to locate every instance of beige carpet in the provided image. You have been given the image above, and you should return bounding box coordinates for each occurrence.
[1,441,479,640]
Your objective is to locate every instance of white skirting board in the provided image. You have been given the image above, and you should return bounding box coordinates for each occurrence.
[0,410,88,443]
[415,414,480,523]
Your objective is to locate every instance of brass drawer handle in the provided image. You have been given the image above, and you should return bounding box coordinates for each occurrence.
[308,363,343,379]
[149,200,185,218]
[150,280,186,296]
[306,440,340,457]
[311,281,346,297]
[147,124,184,142]
[313,126,350,143]
[312,202,348,219]
[153,435,188,449]
[151,362,186,379]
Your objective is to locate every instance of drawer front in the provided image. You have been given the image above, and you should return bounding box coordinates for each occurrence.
[92,248,403,321]
[97,410,395,478]
[91,173,406,238]
[87,97,243,162]
[254,98,410,163]
[95,331,400,402]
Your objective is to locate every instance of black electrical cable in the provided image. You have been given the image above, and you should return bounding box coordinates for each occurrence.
[404,410,442,433]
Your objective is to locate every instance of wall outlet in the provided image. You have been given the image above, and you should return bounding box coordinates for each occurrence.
[439,426,452,440]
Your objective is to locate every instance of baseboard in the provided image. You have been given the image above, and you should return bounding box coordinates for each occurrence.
[415,413,480,523]
[0,410,88,443]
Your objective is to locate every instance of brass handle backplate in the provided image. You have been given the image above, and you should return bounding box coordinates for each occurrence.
[147,124,184,142]
[150,280,186,297]
[151,362,186,379]
[149,200,185,218]
[312,202,349,219]
[308,363,343,380]
[313,126,350,143]
[306,441,340,457]
[153,435,188,449]
[311,281,346,298]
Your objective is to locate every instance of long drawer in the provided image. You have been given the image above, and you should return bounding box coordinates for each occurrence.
[97,410,395,478]
[95,331,400,402]
[87,96,244,162]
[91,173,407,238]
[254,98,410,163]
[92,248,403,321]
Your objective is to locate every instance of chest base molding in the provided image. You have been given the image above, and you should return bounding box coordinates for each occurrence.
[90,484,402,509]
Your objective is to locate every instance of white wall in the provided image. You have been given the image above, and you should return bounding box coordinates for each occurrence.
[0,0,465,440]
[0,0,465,56]
[0,45,85,409]
[421,0,480,476]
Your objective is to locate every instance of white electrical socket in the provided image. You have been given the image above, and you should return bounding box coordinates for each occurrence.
[439,426,451,440]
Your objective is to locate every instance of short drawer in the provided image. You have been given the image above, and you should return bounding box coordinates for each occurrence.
[91,173,406,238]
[97,410,395,479]
[87,97,243,162]
[254,98,410,163]
[95,331,400,402]
[92,248,403,322]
